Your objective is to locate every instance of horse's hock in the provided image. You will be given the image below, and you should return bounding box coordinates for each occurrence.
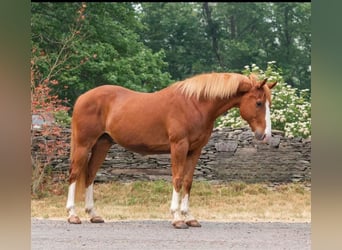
[31,127,311,183]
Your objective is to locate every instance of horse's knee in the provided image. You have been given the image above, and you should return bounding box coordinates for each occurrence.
[68,169,80,184]
[182,179,193,194]
[172,177,183,192]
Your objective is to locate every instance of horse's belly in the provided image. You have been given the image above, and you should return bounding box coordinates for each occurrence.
[122,143,171,155]
[108,129,171,155]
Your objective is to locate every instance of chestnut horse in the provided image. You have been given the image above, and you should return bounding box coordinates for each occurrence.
[66,72,277,229]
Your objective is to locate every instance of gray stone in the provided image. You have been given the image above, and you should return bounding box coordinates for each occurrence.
[215,141,238,152]
[31,127,311,183]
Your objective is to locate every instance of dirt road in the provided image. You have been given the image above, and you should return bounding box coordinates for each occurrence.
[31,218,310,250]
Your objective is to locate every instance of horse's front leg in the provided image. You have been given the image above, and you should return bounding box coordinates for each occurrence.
[180,149,202,227]
[170,139,189,229]
[180,187,201,227]
[170,187,188,228]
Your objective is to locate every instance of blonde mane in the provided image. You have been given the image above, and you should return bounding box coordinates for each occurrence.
[172,73,250,100]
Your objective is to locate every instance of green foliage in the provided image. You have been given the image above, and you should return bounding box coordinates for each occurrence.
[54,110,71,126]
[216,62,311,138]
[138,3,213,80]
[31,2,172,106]
[141,2,310,88]
[31,2,311,110]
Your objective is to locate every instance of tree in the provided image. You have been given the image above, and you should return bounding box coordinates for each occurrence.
[138,2,214,80]
[31,2,90,107]
[31,2,311,108]
[202,2,223,68]
[31,55,70,196]
[269,3,311,89]
[31,2,172,107]
[138,2,311,90]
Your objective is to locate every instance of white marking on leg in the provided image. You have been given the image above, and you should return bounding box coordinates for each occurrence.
[66,182,77,217]
[180,194,189,213]
[264,100,272,142]
[85,183,97,217]
[181,194,195,222]
[170,187,180,212]
[170,187,182,222]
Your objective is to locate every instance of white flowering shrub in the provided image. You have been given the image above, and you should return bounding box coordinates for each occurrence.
[216,62,311,138]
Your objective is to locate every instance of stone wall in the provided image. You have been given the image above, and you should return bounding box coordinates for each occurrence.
[31,127,311,183]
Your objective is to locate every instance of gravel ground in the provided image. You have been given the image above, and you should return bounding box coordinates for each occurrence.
[31,218,310,250]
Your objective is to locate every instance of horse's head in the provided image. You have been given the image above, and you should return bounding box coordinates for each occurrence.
[238,75,277,142]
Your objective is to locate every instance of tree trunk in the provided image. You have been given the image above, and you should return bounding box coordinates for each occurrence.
[284,5,291,61]
[202,2,224,68]
[230,15,236,39]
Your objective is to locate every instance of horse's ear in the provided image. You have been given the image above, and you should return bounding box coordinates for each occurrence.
[267,81,277,89]
[258,78,268,89]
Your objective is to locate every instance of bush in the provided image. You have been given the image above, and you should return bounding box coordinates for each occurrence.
[31,59,71,196]
[54,110,71,127]
[216,62,311,138]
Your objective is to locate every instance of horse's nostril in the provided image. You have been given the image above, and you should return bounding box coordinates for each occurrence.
[255,131,265,141]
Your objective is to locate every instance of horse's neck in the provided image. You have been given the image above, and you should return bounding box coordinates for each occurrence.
[195,95,241,122]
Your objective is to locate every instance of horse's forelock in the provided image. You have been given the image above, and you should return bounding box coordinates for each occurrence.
[248,73,272,103]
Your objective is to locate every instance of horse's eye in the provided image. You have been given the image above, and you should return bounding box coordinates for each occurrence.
[256,101,263,107]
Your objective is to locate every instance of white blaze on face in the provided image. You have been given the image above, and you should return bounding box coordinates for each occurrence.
[264,100,272,142]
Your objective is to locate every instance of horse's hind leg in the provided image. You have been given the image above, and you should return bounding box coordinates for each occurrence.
[84,134,113,223]
[66,145,90,224]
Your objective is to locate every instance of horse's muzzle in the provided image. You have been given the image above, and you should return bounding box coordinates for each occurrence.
[255,131,272,143]
[254,131,266,141]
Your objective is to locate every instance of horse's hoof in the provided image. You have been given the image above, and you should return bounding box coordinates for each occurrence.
[186,220,201,227]
[172,220,189,229]
[68,215,81,224]
[90,216,104,223]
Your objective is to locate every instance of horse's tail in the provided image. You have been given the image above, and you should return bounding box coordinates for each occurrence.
[69,126,87,201]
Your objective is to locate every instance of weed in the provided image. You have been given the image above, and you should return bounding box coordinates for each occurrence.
[31,180,311,222]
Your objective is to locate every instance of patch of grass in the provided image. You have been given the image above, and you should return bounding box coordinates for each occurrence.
[31,180,311,222]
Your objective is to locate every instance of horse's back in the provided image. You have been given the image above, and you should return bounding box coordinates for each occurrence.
[75,85,133,103]
[71,84,174,153]
[73,85,138,116]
